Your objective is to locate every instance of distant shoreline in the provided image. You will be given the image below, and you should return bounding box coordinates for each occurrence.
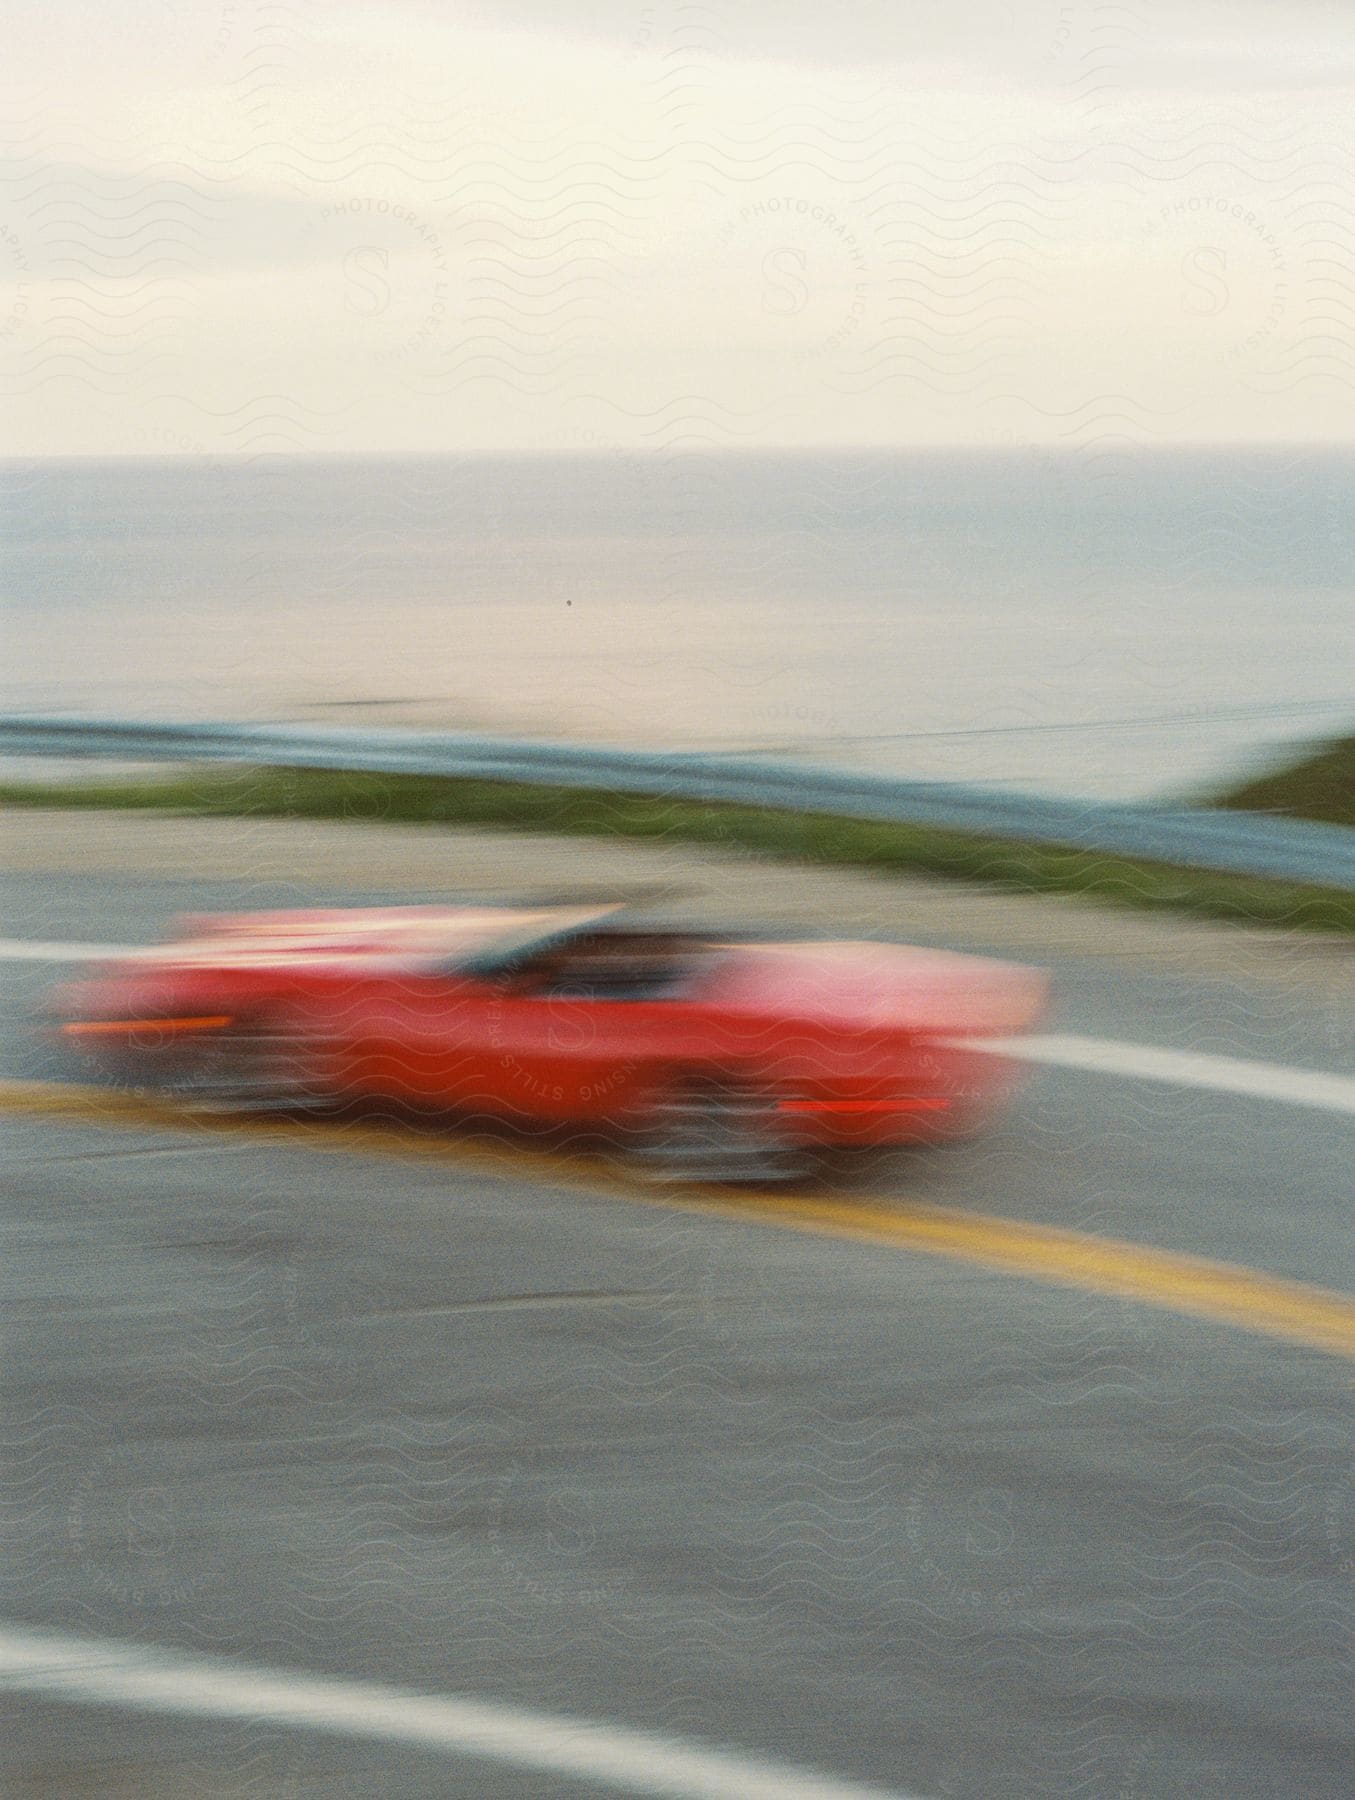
[1215,735,1355,829]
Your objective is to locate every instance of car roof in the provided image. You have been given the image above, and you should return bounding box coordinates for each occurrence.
[455,904,631,975]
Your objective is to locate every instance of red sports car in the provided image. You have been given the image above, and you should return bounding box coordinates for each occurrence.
[48,901,1049,1183]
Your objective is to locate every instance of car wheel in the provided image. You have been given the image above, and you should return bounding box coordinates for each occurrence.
[636,1079,810,1187]
[156,1018,322,1115]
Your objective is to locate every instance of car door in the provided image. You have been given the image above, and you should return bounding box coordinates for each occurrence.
[322,964,502,1111]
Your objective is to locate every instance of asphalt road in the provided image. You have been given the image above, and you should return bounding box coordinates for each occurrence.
[1,836,1352,1797]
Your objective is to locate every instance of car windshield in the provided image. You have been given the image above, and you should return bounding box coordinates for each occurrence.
[494,929,712,1000]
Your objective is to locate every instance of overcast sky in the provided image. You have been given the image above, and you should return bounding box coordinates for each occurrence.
[4,0,1353,453]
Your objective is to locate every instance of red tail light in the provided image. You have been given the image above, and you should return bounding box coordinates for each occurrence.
[775,1096,951,1116]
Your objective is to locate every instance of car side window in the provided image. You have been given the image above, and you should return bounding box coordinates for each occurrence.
[511,935,706,1002]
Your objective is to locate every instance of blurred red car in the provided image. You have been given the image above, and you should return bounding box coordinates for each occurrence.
[48,901,1048,1183]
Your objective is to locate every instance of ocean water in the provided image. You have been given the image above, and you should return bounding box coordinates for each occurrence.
[2,449,1351,802]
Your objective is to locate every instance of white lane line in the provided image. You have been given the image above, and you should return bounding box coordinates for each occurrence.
[968,1032,1355,1117]
[0,1622,920,1800]
[0,939,143,962]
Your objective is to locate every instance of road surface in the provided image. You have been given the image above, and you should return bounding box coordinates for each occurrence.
[0,813,1350,1797]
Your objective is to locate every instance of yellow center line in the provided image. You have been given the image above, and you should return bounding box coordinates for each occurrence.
[5,1078,1355,1361]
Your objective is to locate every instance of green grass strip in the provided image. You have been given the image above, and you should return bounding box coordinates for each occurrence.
[4,764,1354,935]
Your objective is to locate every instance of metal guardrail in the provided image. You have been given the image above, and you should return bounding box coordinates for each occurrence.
[2,714,1352,892]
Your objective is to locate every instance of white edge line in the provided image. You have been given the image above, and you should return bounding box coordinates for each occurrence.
[959,1032,1355,1117]
[0,940,147,962]
[0,1622,921,1800]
